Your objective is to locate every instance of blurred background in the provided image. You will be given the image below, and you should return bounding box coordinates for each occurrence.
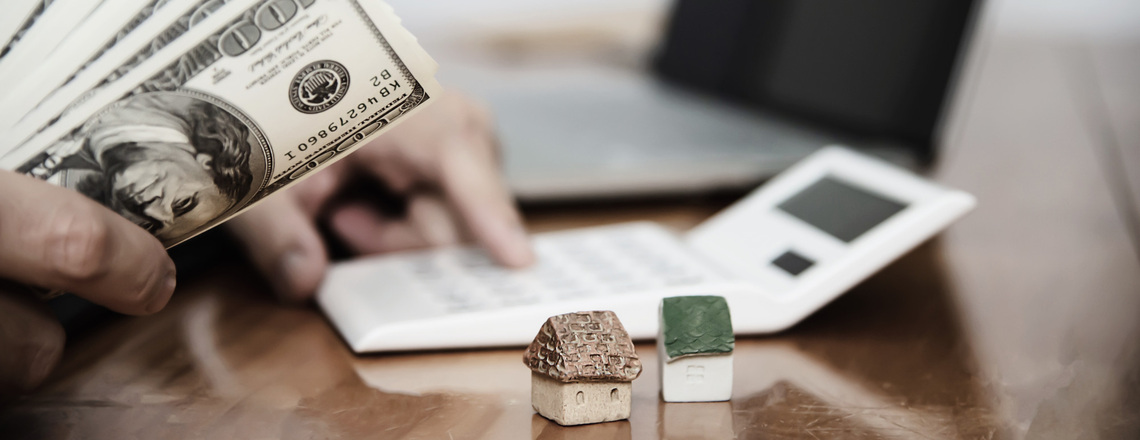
[384,0,1138,201]
[382,0,1140,437]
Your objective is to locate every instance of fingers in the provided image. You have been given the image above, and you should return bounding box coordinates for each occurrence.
[328,195,463,255]
[328,203,422,254]
[0,171,176,315]
[288,159,351,217]
[353,92,534,267]
[227,192,328,301]
[407,194,464,247]
[0,285,65,394]
[437,138,534,267]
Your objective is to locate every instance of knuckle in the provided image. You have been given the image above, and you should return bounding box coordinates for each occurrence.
[39,205,114,282]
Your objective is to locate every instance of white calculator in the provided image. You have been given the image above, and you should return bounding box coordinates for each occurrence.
[317,147,976,352]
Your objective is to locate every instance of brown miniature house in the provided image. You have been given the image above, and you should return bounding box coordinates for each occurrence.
[523,311,642,426]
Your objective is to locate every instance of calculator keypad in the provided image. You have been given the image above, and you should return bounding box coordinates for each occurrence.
[406,224,723,313]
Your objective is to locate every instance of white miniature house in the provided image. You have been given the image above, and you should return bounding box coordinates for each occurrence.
[657,296,734,402]
[523,311,642,426]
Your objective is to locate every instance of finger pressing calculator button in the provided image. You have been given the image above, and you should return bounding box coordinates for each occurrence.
[772,250,815,276]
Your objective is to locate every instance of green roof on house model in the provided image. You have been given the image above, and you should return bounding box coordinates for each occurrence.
[661,296,735,360]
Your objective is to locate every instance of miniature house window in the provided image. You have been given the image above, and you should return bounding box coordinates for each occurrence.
[686,365,705,384]
[576,391,585,405]
[611,388,619,401]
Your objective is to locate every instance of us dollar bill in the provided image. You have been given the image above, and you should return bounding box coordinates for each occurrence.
[2,0,441,248]
[0,0,159,113]
[0,0,235,143]
[0,0,107,88]
[0,0,53,59]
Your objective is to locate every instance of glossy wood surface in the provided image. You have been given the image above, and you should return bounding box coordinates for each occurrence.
[3,30,1139,440]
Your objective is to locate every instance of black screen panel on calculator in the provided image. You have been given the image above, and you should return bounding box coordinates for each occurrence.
[778,176,907,243]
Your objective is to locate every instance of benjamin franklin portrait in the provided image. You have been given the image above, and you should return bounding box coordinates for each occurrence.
[20,93,263,244]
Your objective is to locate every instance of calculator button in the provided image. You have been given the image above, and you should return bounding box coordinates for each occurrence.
[771,250,815,276]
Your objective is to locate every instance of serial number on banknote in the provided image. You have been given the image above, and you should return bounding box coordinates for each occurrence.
[284,68,404,162]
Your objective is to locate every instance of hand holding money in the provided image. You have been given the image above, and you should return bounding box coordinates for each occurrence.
[0,170,177,393]
[1,0,444,247]
[0,0,532,391]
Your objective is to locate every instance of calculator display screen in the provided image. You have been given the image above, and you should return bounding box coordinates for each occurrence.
[778,176,908,243]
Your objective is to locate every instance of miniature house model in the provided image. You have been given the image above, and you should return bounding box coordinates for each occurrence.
[657,296,734,402]
[523,311,642,426]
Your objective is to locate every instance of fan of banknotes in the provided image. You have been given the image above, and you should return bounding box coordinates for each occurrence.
[0,0,440,247]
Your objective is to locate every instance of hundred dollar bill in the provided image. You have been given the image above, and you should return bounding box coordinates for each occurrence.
[1,0,236,139]
[0,0,156,105]
[1,0,264,155]
[3,0,440,248]
[0,0,106,86]
[0,0,49,58]
[0,0,228,137]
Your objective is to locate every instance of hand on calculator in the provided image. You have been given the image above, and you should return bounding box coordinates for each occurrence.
[229,92,534,301]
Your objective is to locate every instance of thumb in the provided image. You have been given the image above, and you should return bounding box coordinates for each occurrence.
[227,193,328,301]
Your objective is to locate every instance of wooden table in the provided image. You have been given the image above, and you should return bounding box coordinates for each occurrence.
[3,31,1138,440]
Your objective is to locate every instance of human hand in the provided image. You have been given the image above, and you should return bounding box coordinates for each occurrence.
[0,171,176,394]
[228,91,534,301]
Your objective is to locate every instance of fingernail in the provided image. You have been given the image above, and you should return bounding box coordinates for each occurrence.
[498,224,535,267]
[273,251,307,302]
[146,271,177,314]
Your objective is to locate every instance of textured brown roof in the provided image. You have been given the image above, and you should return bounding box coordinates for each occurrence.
[523,311,642,383]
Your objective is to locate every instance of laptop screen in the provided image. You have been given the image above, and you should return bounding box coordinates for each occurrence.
[655,0,981,162]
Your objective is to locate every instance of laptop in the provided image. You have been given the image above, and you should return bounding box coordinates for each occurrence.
[431,0,982,201]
